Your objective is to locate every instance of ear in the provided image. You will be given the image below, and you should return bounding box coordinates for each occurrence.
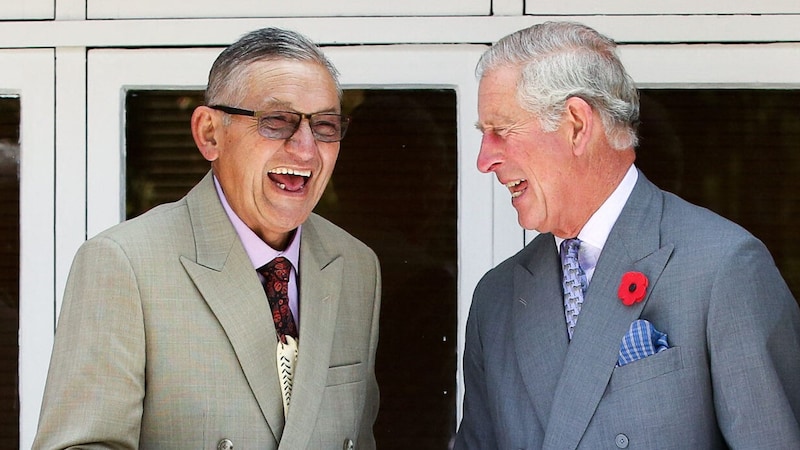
[563,96,595,156]
[191,105,222,162]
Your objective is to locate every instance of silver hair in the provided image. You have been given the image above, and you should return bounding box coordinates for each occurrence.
[205,27,341,108]
[476,21,640,149]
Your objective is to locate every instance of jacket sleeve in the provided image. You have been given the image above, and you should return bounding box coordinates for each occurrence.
[707,236,800,447]
[33,236,146,450]
[454,280,499,450]
[356,250,381,450]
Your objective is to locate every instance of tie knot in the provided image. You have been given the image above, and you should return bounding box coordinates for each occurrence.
[260,256,291,283]
[560,238,581,263]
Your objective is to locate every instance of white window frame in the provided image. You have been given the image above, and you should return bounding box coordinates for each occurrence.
[86,44,492,420]
[527,0,800,15]
[0,1,53,20]
[524,42,800,245]
[87,0,490,19]
[5,15,793,447]
[0,49,56,450]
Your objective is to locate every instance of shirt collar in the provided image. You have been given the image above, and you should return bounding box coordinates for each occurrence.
[213,175,301,271]
[577,164,638,252]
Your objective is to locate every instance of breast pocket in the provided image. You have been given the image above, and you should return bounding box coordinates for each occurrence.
[608,346,684,392]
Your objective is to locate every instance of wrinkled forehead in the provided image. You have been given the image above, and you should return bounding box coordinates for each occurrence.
[478,67,525,114]
[242,59,341,112]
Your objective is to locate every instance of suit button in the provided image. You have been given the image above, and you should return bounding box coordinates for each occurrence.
[217,438,234,450]
[343,438,354,450]
[615,433,629,448]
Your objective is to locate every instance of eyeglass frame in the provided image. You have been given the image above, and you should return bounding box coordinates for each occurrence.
[209,104,351,143]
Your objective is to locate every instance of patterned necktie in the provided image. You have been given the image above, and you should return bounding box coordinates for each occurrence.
[561,238,587,340]
[259,257,298,344]
[258,256,299,417]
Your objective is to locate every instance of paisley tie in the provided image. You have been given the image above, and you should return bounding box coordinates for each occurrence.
[258,257,299,416]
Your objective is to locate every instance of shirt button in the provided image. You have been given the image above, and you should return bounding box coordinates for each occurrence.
[615,433,629,448]
[217,438,234,450]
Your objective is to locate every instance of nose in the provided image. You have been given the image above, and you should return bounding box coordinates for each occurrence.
[476,132,503,173]
[285,117,318,158]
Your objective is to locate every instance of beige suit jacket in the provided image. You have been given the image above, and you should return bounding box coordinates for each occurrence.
[33,172,381,449]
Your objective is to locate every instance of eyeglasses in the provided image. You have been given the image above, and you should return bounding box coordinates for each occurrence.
[209,105,350,143]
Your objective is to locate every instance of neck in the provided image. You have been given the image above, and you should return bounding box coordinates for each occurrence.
[557,149,635,238]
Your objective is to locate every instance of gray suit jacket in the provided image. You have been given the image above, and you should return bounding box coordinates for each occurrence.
[34,171,381,449]
[456,171,800,449]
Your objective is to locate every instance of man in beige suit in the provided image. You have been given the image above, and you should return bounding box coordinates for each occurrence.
[33,27,381,449]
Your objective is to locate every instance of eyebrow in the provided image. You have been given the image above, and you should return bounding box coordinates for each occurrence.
[259,97,340,115]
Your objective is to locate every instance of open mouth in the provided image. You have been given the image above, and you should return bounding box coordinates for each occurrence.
[268,168,311,193]
[506,179,527,198]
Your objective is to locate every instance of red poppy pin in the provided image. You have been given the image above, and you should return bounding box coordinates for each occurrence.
[618,271,648,306]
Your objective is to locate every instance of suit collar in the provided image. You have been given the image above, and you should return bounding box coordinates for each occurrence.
[541,173,675,449]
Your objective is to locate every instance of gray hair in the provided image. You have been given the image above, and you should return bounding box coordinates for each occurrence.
[476,21,639,149]
[205,27,341,107]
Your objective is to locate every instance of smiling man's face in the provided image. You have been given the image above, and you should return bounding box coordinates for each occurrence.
[210,59,341,249]
[476,65,576,236]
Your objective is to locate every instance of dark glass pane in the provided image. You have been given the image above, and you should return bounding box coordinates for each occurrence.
[317,89,458,448]
[0,96,20,449]
[638,89,800,302]
[125,91,207,218]
[125,89,459,447]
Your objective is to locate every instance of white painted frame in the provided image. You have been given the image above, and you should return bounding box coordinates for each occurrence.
[524,42,800,245]
[87,0,489,19]
[86,43,492,419]
[4,8,796,446]
[0,1,53,20]
[0,49,56,450]
[527,0,800,15]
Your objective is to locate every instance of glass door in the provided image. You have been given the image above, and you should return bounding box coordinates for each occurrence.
[87,44,490,447]
[523,43,800,302]
[0,49,56,450]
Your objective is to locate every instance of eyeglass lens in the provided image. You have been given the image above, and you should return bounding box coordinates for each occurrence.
[259,111,348,143]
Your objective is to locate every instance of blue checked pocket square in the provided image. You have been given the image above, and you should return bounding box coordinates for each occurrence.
[617,319,669,367]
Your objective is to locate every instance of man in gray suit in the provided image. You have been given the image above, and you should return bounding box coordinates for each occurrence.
[455,21,800,449]
[34,28,380,449]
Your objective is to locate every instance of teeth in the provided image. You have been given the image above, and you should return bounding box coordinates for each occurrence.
[269,168,311,177]
[506,179,526,198]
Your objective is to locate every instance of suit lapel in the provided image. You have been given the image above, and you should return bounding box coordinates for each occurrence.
[513,234,569,430]
[180,172,285,444]
[278,215,342,450]
[543,173,674,450]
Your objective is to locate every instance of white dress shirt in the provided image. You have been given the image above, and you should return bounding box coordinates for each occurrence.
[557,164,638,284]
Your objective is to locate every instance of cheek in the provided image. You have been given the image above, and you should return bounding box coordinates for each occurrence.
[318,146,340,177]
